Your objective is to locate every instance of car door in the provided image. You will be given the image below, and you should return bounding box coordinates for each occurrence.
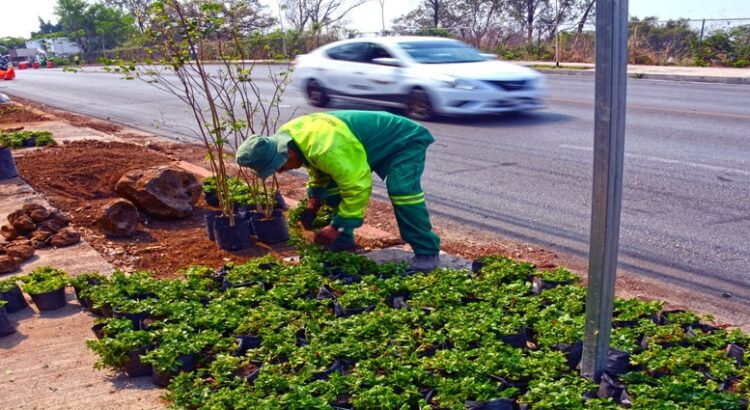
[348,43,404,104]
[321,42,369,96]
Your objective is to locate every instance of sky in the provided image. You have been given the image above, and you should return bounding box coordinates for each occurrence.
[1,0,749,38]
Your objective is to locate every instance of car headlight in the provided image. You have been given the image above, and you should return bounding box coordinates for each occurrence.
[435,76,479,90]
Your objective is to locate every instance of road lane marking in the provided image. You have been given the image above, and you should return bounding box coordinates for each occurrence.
[559,144,750,176]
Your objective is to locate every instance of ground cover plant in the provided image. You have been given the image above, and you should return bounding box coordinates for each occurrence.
[82,252,750,409]
[0,130,56,149]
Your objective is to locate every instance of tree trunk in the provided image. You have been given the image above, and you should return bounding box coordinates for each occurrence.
[577,0,595,34]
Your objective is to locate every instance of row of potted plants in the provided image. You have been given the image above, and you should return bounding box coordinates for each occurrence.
[78,250,750,409]
[202,176,290,249]
[0,130,56,149]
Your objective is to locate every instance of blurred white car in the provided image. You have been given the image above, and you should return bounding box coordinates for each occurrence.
[291,36,545,120]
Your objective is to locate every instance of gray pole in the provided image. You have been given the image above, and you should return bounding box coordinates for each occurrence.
[581,0,629,381]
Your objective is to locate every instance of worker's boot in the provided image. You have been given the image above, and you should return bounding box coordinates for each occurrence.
[409,254,440,272]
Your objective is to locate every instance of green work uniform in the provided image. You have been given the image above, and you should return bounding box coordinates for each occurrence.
[279,110,440,255]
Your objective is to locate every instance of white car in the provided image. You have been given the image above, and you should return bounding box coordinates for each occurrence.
[291,36,545,120]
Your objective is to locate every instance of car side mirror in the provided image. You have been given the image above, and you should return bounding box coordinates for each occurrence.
[480,53,499,61]
[372,57,402,67]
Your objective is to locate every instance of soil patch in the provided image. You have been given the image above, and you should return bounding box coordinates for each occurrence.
[3,95,119,133]
[15,140,295,277]
[0,104,49,124]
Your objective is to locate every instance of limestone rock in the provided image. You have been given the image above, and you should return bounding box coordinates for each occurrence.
[6,244,34,261]
[22,204,49,221]
[8,210,35,231]
[1,224,19,241]
[50,227,81,247]
[97,198,139,237]
[37,212,69,233]
[0,255,19,274]
[115,165,201,219]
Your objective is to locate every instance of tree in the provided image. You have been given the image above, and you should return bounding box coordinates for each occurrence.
[55,0,134,56]
[35,17,63,36]
[281,0,367,34]
[392,0,465,34]
[453,0,506,48]
[506,0,552,43]
[102,0,153,32]
[0,37,27,54]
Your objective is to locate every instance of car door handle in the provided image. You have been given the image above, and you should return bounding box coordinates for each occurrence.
[354,71,365,75]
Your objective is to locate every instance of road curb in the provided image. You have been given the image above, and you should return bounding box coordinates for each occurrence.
[532,67,750,85]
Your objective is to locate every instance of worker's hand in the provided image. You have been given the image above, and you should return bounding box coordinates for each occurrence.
[314,225,340,245]
[299,208,317,231]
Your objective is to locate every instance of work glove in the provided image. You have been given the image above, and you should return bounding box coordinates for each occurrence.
[314,225,341,246]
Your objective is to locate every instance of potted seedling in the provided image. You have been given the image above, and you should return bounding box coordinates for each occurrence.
[0,278,28,313]
[70,272,107,309]
[86,322,154,377]
[20,266,69,311]
[531,268,578,294]
[240,174,289,244]
[0,299,16,336]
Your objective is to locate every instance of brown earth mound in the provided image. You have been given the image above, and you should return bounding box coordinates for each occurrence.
[15,140,295,277]
[0,104,48,124]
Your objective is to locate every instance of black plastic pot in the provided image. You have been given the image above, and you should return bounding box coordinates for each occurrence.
[90,303,113,318]
[0,146,19,180]
[123,346,152,377]
[0,306,16,336]
[554,341,584,370]
[204,210,222,241]
[113,308,149,330]
[234,335,262,356]
[498,329,528,349]
[151,354,196,387]
[726,343,746,367]
[593,372,631,406]
[327,269,361,285]
[204,190,219,207]
[73,287,89,309]
[91,322,106,339]
[29,287,67,311]
[21,136,36,148]
[316,284,338,301]
[465,398,516,410]
[334,302,375,318]
[252,216,290,244]
[1,284,29,313]
[532,276,573,294]
[605,348,630,376]
[273,191,288,210]
[312,359,345,381]
[213,216,252,251]
[471,259,487,274]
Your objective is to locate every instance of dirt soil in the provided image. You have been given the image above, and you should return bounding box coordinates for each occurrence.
[0,104,49,124]
[15,140,296,278]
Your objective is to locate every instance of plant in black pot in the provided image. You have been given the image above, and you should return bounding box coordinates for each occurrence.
[20,266,69,311]
[0,300,16,336]
[86,322,154,377]
[0,140,18,180]
[248,175,289,244]
[0,278,28,313]
[70,272,108,310]
[141,323,217,387]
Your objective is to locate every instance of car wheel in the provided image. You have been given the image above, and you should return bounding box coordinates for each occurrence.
[306,79,330,107]
[406,89,434,121]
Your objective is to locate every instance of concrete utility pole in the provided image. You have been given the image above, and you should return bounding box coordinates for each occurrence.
[581,0,629,381]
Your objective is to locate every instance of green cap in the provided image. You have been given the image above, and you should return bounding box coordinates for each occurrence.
[235,132,292,179]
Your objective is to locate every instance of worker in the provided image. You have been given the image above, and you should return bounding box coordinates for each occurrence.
[236,110,441,272]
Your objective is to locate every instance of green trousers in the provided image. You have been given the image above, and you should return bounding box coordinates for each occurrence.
[324,142,441,255]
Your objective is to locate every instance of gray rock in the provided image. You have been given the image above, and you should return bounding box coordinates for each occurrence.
[115,165,201,219]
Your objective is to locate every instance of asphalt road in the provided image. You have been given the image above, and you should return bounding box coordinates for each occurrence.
[3,67,750,309]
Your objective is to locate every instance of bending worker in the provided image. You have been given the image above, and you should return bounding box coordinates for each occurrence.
[236,110,441,272]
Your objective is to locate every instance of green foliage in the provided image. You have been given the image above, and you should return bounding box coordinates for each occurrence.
[79,250,750,408]
[86,322,152,370]
[287,198,334,230]
[20,266,68,294]
[0,130,56,149]
[0,278,19,294]
[54,0,134,56]
[0,37,27,54]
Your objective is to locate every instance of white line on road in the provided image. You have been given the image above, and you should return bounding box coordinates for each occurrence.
[559,144,750,176]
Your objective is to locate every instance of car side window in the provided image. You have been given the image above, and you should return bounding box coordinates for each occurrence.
[366,44,394,63]
[326,43,368,62]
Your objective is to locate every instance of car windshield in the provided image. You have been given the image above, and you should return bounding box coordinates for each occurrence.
[398,41,486,64]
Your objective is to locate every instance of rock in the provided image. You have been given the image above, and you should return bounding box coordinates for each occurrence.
[6,244,34,261]
[22,203,47,216]
[29,208,51,222]
[1,224,19,241]
[37,213,68,233]
[50,227,81,247]
[30,230,53,248]
[31,239,47,249]
[8,210,35,231]
[97,198,139,237]
[115,165,201,219]
[0,243,6,254]
[0,255,19,274]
